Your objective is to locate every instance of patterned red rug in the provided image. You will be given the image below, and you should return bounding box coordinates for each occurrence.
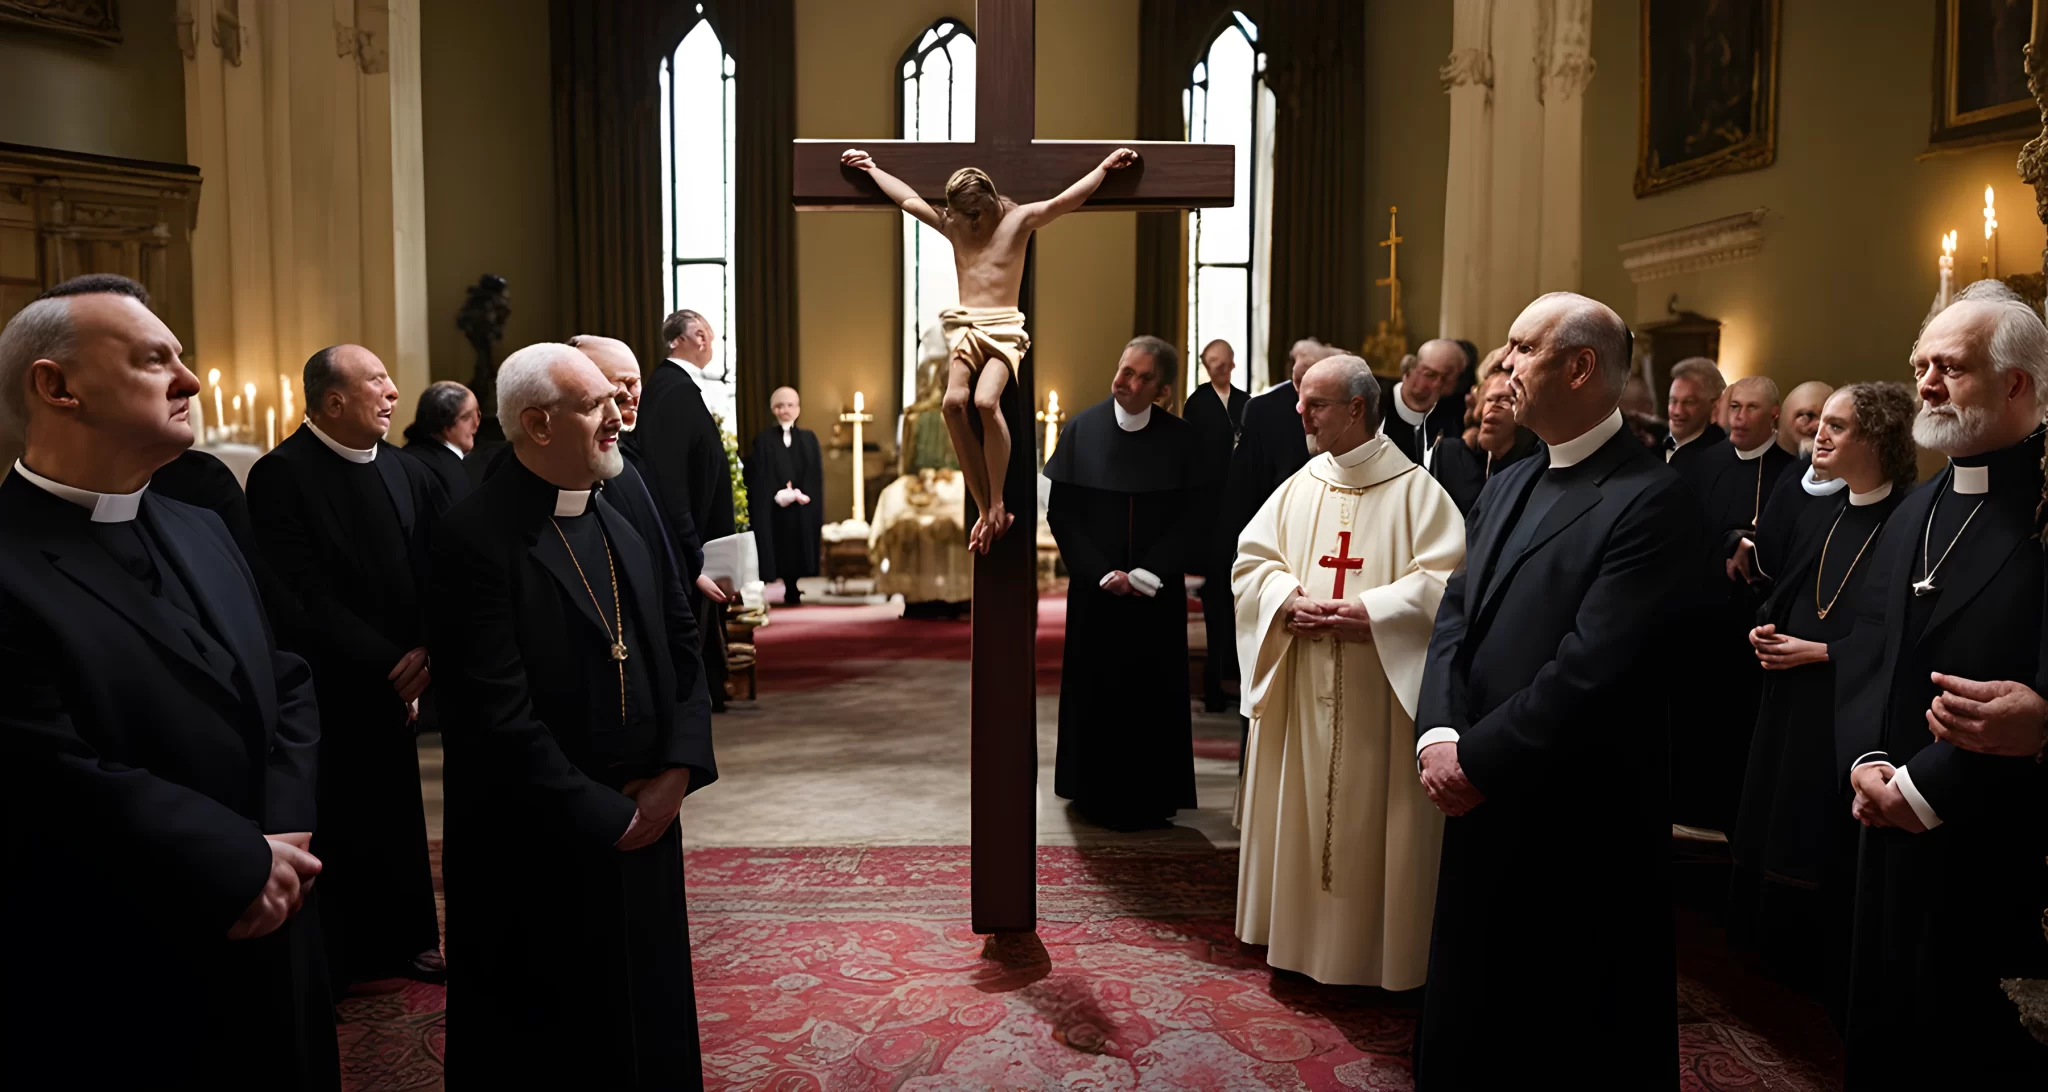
[337,843,1842,1090]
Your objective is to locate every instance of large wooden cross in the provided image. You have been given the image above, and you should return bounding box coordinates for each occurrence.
[793,0,1234,935]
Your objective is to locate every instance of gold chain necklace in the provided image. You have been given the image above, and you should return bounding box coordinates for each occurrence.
[1812,506,1884,620]
[1913,486,1985,597]
[550,518,628,723]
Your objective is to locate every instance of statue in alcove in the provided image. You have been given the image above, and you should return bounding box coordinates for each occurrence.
[456,273,511,443]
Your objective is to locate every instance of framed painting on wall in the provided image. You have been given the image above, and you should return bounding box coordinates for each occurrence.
[1930,0,2042,151]
[0,1,120,45]
[1635,0,1782,198]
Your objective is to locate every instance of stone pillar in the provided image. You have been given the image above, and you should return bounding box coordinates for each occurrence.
[1437,0,1494,344]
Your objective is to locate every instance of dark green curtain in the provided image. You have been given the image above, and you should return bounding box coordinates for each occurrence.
[716,0,799,447]
[1131,0,1240,348]
[1264,0,1367,380]
[551,0,798,445]
[551,0,669,365]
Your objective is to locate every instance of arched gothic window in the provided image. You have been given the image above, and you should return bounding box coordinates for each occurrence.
[660,16,739,429]
[1184,12,1275,393]
[897,19,976,412]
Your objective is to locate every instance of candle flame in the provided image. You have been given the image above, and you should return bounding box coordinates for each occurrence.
[208,368,220,387]
[1943,230,1957,256]
[1048,390,1060,413]
[232,395,242,411]
[853,391,864,412]
[1985,186,1999,239]
[243,381,256,400]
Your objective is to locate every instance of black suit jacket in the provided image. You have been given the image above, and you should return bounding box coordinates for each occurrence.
[1219,381,1309,557]
[400,438,473,503]
[245,429,447,689]
[630,363,737,546]
[431,458,716,849]
[0,474,332,1085]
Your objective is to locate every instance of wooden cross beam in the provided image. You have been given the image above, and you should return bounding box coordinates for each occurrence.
[792,0,1235,936]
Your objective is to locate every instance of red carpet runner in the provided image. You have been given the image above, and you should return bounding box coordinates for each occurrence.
[752,600,1071,693]
[336,843,1839,1090]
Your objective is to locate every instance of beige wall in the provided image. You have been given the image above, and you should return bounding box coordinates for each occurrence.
[1361,0,1452,347]
[1582,1,2046,392]
[419,0,557,387]
[0,1,186,163]
[794,0,1138,520]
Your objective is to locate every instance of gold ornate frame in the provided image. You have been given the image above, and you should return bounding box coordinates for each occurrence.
[0,1,120,46]
[1930,0,2044,151]
[1634,0,1782,198]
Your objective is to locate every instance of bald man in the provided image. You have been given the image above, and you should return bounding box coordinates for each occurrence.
[1380,338,1466,470]
[245,343,449,988]
[747,387,824,606]
[1778,380,1832,458]
[1416,291,1708,1089]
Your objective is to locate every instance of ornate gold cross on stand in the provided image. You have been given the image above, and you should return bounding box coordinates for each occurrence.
[1360,206,1411,375]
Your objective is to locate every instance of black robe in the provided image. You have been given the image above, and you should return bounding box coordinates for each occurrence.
[1378,384,1464,471]
[745,424,825,584]
[630,364,735,698]
[1662,421,1727,473]
[0,473,337,1090]
[401,437,473,503]
[1183,382,1249,703]
[1672,438,1797,833]
[1728,482,1905,1008]
[1218,380,1310,557]
[1415,420,1711,1089]
[1428,428,1543,515]
[432,457,716,1089]
[151,447,299,622]
[1833,434,2048,1088]
[1045,399,1200,822]
[245,429,446,983]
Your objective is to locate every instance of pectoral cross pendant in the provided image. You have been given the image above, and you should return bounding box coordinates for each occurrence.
[610,641,629,662]
[1911,577,1937,597]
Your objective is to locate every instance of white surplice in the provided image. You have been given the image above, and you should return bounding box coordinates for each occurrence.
[1231,436,1465,987]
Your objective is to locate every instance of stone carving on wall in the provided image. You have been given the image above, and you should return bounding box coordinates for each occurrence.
[1616,208,1769,283]
[0,0,119,45]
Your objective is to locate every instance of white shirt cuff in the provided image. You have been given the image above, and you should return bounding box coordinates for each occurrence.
[1129,568,1162,597]
[1415,726,1461,770]
[1889,766,1944,830]
[1098,571,1115,588]
[1850,750,1890,772]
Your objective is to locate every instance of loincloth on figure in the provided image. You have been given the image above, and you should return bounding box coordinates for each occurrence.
[940,306,1031,379]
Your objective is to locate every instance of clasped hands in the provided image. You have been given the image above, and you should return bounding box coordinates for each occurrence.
[1418,742,1484,817]
[389,646,430,704]
[1749,625,1826,671]
[1282,587,1372,642]
[615,767,693,852]
[228,832,320,941]
[1923,672,2048,757]
[1848,763,1927,833]
[774,483,811,508]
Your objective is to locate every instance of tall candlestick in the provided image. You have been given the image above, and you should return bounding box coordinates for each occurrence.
[210,369,224,442]
[1940,230,1957,310]
[267,407,276,449]
[243,382,257,436]
[1984,185,2000,279]
[839,392,876,526]
[280,374,295,432]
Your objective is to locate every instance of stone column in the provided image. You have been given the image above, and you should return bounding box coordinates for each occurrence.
[1437,0,1494,344]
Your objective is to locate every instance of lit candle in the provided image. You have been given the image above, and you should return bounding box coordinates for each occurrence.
[210,369,223,441]
[280,375,295,431]
[243,382,257,435]
[1043,389,1061,458]
[1940,230,1957,310]
[1984,185,2000,278]
[267,407,276,449]
[851,391,866,525]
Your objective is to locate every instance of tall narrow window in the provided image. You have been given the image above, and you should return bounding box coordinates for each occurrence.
[898,19,976,413]
[1184,12,1275,393]
[661,18,739,430]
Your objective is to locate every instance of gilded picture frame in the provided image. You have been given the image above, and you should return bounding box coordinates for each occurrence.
[1929,0,2041,151]
[1635,0,1782,198]
[0,0,121,45]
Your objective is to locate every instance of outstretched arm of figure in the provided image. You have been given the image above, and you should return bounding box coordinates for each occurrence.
[1020,148,1139,229]
[842,148,944,230]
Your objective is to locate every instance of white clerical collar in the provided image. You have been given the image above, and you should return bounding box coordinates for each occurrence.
[1331,435,1385,467]
[1849,481,1894,506]
[1736,439,1775,461]
[780,422,794,447]
[11,459,147,522]
[441,440,466,460]
[554,489,592,517]
[1546,408,1625,469]
[1802,463,1847,496]
[1953,464,1989,494]
[1389,382,1429,427]
[1113,400,1152,431]
[303,419,377,464]
[1669,428,1706,452]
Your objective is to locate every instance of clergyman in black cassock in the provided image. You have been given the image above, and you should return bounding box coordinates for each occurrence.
[399,379,481,503]
[630,317,737,707]
[1415,294,1708,1090]
[1832,298,2048,1087]
[246,346,447,986]
[436,342,716,1089]
[746,389,825,607]
[0,277,336,1089]
[1729,383,1914,1008]
[1377,339,1465,472]
[1183,342,1249,711]
[1046,343,1199,828]
[1671,379,1797,833]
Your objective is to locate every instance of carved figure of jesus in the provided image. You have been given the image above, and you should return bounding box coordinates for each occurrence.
[841,146,1139,552]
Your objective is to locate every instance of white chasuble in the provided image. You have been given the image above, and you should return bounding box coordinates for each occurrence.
[1230,437,1465,988]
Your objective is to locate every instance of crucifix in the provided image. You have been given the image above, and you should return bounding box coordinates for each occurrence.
[1376,206,1405,328]
[1319,530,1365,599]
[793,0,1233,934]
[838,391,875,525]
